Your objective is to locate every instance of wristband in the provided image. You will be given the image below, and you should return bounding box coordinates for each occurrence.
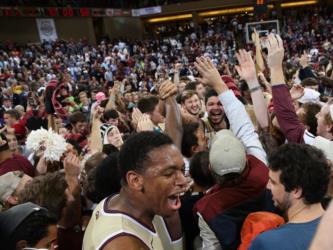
[249,85,262,93]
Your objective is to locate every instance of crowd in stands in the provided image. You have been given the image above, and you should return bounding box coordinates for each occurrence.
[0,5,333,250]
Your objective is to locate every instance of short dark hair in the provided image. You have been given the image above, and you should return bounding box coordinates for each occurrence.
[269,143,330,204]
[190,151,215,188]
[181,122,199,158]
[18,172,67,220]
[180,90,198,104]
[66,138,82,155]
[94,152,121,202]
[299,102,321,135]
[205,88,218,105]
[118,132,173,184]
[84,152,106,173]
[137,96,159,113]
[9,209,56,249]
[68,111,86,125]
[179,76,191,84]
[301,77,318,87]
[184,81,196,91]
[102,144,119,155]
[4,110,20,120]
[104,109,119,120]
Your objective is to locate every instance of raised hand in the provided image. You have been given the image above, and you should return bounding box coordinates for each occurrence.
[108,81,120,97]
[251,28,260,44]
[64,154,81,178]
[137,114,155,132]
[92,105,104,120]
[159,80,177,100]
[235,49,258,86]
[290,84,305,101]
[267,34,285,84]
[131,107,143,128]
[113,81,121,95]
[194,56,228,94]
[174,63,182,71]
[267,33,284,70]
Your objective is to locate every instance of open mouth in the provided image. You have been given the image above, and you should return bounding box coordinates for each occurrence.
[191,106,200,112]
[167,192,185,210]
[210,113,222,121]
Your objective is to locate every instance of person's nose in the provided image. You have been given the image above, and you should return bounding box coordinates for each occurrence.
[176,170,187,188]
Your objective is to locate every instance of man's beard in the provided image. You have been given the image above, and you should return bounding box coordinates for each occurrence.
[276,193,292,212]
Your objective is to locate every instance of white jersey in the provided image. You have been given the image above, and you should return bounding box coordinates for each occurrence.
[83,196,183,250]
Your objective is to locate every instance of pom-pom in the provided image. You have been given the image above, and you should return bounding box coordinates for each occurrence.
[26,128,67,162]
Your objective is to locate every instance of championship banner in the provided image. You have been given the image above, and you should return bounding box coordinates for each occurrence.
[36,18,58,42]
[132,6,161,17]
[105,9,114,17]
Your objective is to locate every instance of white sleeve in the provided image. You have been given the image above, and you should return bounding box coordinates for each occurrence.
[197,213,222,250]
[218,90,267,166]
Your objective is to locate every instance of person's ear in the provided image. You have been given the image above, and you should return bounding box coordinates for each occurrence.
[126,170,144,192]
[16,240,27,250]
[304,124,310,132]
[292,187,303,200]
[192,144,202,155]
[6,195,18,206]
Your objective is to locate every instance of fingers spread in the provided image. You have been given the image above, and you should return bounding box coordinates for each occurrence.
[235,65,242,77]
[276,35,283,48]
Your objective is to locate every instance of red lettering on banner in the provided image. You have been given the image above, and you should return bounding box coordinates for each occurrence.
[48,8,57,17]
[80,8,90,17]
[62,8,73,17]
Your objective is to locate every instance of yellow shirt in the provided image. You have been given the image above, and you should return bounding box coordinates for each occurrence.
[12,85,23,94]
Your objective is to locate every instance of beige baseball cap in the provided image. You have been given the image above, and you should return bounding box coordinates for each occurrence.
[0,171,23,203]
[209,130,246,176]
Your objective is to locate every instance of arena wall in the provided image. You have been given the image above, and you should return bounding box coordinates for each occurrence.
[0,17,96,44]
[103,17,144,40]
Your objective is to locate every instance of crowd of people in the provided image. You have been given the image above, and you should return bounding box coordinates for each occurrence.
[0,5,333,250]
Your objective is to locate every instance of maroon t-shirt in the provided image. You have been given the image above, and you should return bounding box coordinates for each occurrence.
[0,154,35,177]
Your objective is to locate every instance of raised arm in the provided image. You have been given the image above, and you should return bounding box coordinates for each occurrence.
[267,34,307,143]
[252,29,265,73]
[173,63,182,87]
[195,57,267,164]
[160,80,183,150]
[60,154,82,229]
[235,49,269,130]
[105,82,121,111]
[88,105,104,154]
